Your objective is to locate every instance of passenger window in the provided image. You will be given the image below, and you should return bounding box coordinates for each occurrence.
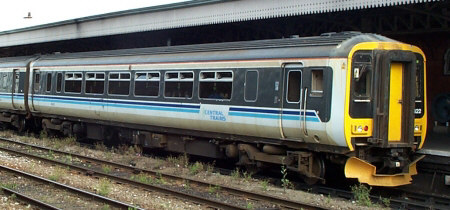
[310,70,323,97]
[0,73,9,93]
[56,73,62,92]
[34,72,40,92]
[46,73,52,92]
[135,72,160,97]
[287,71,301,102]
[108,72,130,95]
[164,71,194,98]
[199,71,233,100]
[64,73,82,93]
[86,72,105,94]
[244,70,258,101]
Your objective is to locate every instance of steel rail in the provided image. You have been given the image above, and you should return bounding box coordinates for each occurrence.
[1,187,61,210]
[0,137,323,210]
[0,165,142,210]
[0,143,247,210]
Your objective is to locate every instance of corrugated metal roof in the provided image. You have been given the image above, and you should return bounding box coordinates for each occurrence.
[0,0,439,48]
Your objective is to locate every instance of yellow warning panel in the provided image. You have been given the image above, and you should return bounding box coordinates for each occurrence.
[344,156,424,187]
[388,62,403,141]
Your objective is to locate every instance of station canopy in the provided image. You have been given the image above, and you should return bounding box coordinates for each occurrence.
[0,0,440,48]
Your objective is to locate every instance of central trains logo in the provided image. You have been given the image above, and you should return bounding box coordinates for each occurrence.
[201,105,229,122]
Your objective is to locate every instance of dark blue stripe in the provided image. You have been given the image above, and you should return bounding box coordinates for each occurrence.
[229,107,315,116]
[32,95,200,109]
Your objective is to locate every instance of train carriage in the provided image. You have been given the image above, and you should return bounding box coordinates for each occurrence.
[0,32,427,186]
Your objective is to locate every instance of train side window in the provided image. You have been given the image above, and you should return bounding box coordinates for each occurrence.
[164,71,193,98]
[86,72,105,94]
[64,72,82,93]
[199,71,233,100]
[244,70,258,102]
[310,69,323,97]
[135,72,160,97]
[56,73,62,92]
[34,72,40,92]
[46,73,52,92]
[287,70,302,103]
[0,73,8,93]
[108,72,130,95]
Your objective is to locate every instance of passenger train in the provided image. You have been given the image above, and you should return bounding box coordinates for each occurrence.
[0,32,427,186]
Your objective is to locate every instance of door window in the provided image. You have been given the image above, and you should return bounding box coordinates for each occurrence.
[287,70,302,103]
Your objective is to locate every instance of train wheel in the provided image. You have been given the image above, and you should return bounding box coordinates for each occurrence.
[16,117,27,133]
[303,155,326,185]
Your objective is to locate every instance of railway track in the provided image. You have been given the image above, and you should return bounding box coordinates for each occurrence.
[1,187,61,210]
[0,137,323,209]
[0,164,141,209]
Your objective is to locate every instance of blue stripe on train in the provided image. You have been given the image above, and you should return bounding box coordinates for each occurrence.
[229,107,316,116]
[228,112,320,122]
[0,94,320,122]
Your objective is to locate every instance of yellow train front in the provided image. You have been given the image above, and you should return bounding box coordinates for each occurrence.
[344,42,427,186]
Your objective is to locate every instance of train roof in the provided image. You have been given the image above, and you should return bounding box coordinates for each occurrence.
[1,32,397,67]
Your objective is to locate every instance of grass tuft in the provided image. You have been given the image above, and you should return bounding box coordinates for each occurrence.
[96,178,111,196]
[351,183,372,207]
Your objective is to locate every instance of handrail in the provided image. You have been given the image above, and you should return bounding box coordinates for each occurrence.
[303,87,308,136]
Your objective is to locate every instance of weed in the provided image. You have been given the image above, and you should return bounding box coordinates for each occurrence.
[131,173,154,185]
[246,202,254,210]
[280,165,292,192]
[101,204,110,210]
[64,154,73,163]
[167,154,189,168]
[127,145,142,156]
[105,151,113,160]
[183,179,191,190]
[102,165,112,174]
[47,150,55,160]
[116,145,129,155]
[351,183,372,207]
[243,171,253,182]
[39,130,48,139]
[189,162,204,175]
[48,167,65,182]
[260,179,269,191]
[0,182,17,190]
[380,196,390,207]
[208,184,221,195]
[9,193,17,200]
[205,161,215,174]
[95,143,108,152]
[96,178,111,196]
[326,194,331,204]
[231,168,240,180]
[154,172,166,185]
[62,136,77,146]
[26,145,32,153]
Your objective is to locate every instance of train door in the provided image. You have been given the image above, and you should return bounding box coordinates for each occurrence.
[12,69,25,110]
[282,64,332,140]
[388,63,403,141]
[372,52,416,146]
[281,65,303,139]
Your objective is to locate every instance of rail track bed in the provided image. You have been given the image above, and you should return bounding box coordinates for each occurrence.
[1,133,449,210]
[0,136,324,210]
[0,164,139,209]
